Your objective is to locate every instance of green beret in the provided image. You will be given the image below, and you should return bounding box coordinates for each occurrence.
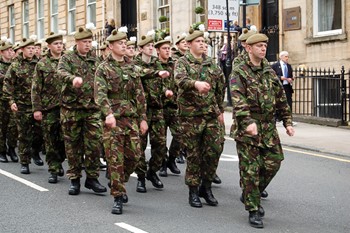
[18,38,35,49]
[238,28,257,41]
[137,35,154,47]
[126,37,136,46]
[0,41,13,51]
[154,38,171,48]
[99,41,109,50]
[107,29,128,42]
[246,33,269,45]
[46,32,63,44]
[175,35,186,45]
[74,27,93,40]
[185,29,204,42]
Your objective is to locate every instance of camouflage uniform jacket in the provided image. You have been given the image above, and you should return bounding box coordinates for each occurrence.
[57,45,99,110]
[171,50,185,62]
[3,53,38,111]
[94,55,147,121]
[233,49,248,69]
[134,54,164,109]
[230,55,292,148]
[0,57,11,101]
[174,52,225,117]
[32,51,62,112]
[156,57,177,109]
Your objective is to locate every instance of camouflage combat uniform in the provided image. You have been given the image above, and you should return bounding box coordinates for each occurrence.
[57,46,102,180]
[134,54,167,176]
[32,50,65,174]
[94,55,146,197]
[174,52,226,187]
[230,55,292,212]
[3,53,42,165]
[0,56,18,154]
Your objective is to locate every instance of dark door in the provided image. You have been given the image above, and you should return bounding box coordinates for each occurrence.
[261,0,279,62]
[121,0,137,37]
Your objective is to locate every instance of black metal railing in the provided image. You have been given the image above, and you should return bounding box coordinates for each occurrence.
[293,66,350,125]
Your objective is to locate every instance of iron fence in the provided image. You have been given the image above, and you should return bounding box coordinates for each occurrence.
[293,66,350,125]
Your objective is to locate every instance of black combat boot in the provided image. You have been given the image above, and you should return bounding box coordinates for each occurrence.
[58,165,64,177]
[258,205,265,218]
[212,173,222,184]
[68,178,81,195]
[188,186,202,208]
[111,196,123,215]
[198,181,218,206]
[0,152,8,163]
[167,155,180,174]
[32,152,44,166]
[20,164,30,174]
[176,150,186,164]
[136,175,147,193]
[261,190,268,198]
[122,194,128,204]
[48,173,58,183]
[85,178,107,193]
[249,211,264,228]
[7,147,18,162]
[146,169,164,188]
[159,159,168,177]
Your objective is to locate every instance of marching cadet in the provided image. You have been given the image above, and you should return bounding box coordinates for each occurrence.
[98,41,109,62]
[3,38,44,174]
[0,41,18,163]
[125,36,137,60]
[230,34,294,228]
[154,36,181,177]
[172,33,188,62]
[32,32,66,183]
[174,25,226,208]
[57,27,107,195]
[134,31,169,193]
[94,28,148,215]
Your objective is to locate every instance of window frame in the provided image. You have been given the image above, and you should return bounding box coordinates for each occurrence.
[22,1,30,38]
[68,0,76,34]
[9,5,15,43]
[51,0,59,33]
[87,0,96,26]
[37,0,45,39]
[158,0,170,30]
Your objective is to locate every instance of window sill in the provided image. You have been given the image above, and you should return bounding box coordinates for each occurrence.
[304,33,347,45]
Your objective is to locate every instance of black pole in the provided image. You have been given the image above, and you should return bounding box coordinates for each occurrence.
[225,0,232,106]
[242,0,247,28]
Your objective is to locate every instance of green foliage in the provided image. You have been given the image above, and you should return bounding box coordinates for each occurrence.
[158,15,168,23]
[195,6,204,14]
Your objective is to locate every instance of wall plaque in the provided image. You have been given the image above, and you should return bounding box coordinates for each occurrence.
[283,7,301,31]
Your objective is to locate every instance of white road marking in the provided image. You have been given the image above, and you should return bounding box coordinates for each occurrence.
[0,169,49,192]
[115,222,148,233]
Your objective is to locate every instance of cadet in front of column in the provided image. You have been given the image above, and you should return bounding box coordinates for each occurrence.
[57,26,107,195]
[94,28,148,215]
[32,32,66,184]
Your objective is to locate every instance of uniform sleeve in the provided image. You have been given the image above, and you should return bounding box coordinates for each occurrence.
[214,65,226,113]
[57,54,76,85]
[94,64,112,118]
[31,62,44,112]
[3,64,16,106]
[134,67,147,122]
[174,59,196,91]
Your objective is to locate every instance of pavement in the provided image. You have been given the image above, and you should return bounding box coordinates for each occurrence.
[223,110,350,158]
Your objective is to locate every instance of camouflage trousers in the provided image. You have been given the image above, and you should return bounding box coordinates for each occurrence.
[179,115,225,186]
[135,108,166,176]
[0,100,18,152]
[16,110,43,165]
[236,141,284,211]
[60,107,102,180]
[104,117,141,197]
[42,107,65,174]
[164,106,182,159]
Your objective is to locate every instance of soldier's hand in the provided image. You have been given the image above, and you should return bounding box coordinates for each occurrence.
[105,114,116,128]
[165,90,173,98]
[10,103,18,112]
[34,111,43,121]
[73,77,83,88]
[286,126,295,136]
[195,81,211,94]
[218,113,224,125]
[140,120,148,135]
[246,122,258,136]
[159,71,170,78]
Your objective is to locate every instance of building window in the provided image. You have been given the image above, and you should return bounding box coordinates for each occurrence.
[313,0,342,37]
[87,0,96,26]
[68,0,76,34]
[158,0,169,30]
[196,0,205,23]
[37,0,45,39]
[22,1,29,38]
[9,5,15,43]
[51,0,59,33]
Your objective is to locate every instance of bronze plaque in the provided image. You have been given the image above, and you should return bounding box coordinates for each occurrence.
[283,7,301,31]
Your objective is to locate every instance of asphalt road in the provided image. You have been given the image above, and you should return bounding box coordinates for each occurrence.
[1,136,349,233]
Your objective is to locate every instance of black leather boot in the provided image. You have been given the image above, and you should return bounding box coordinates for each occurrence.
[136,176,147,193]
[0,152,8,163]
[58,165,64,177]
[198,181,218,206]
[176,150,186,164]
[258,205,265,218]
[68,179,81,195]
[249,211,264,228]
[159,159,168,177]
[212,173,222,184]
[261,190,268,198]
[48,173,58,183]
[32,152,44,166]
[188,186,202,208]
[111,196,123,215]
[20,164,30,174]
[85,178,107,193]
[167,155,180,174]
[146,169,164,188]
[7,147,18,162]
[122,194,128,203]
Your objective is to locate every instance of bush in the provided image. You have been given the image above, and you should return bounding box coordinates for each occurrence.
[195,6,204,14]
[159,15,168,23]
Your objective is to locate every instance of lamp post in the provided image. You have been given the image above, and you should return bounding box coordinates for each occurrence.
[225,0,232,106]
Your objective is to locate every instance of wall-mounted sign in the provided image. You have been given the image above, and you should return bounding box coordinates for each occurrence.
[283,7,301,31]
[207,0,239,31]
